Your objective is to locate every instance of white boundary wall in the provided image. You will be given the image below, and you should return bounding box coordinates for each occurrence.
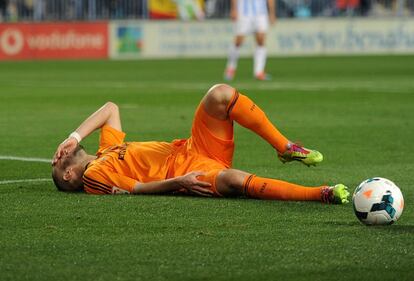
[109,19,414,59]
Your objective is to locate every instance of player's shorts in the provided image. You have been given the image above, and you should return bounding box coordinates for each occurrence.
[167,103,235,196]
[235,15,269,36]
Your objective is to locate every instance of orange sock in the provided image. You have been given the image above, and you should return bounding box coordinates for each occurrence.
[227,90,289,153]
[243,175,323,201]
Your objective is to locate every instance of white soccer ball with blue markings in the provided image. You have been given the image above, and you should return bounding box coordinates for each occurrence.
[353,177,404,225]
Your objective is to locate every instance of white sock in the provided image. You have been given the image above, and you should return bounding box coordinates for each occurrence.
[254,46,267,76]
[227,45,240,70]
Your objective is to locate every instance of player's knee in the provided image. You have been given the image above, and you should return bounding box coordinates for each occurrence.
[203,84,235,119]
[255,34,266,46]
[256,39,265,47]
[216,169,247,196]
[235,36,244,46]
[206,84,234,105]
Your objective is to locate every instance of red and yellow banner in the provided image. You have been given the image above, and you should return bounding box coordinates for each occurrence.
[149,0,178,19]
[149,0,204,20]
[0,22,108,60]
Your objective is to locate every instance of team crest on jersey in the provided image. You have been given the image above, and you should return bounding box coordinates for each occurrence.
[118,143,128,160]
[111,186,130,195]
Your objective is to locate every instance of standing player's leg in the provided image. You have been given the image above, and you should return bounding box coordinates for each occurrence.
[225,16,252,81]
[253,15,271,80]
[215,169,350,204]
[254,32,270,81]
[202,84,323,166]
[225,35,244,81]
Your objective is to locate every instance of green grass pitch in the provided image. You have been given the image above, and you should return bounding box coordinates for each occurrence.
[0,56,413,281]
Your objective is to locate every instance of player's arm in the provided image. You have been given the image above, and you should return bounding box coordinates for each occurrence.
[52,102,121,164]
[74,101,122,139]
[132,171,213,197]
[267,0,276,24]
[230,0,237,21]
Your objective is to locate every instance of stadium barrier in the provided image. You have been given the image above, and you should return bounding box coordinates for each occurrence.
[1,19,414,60]
[110,19,414,59]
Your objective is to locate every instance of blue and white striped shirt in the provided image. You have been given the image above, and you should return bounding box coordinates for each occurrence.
[237,0,269,17]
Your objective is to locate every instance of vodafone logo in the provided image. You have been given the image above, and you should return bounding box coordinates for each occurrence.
[0,28,24,55]
[0,23,108,59]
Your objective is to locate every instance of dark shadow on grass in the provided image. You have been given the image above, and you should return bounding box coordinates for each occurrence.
[327,220,414,234]
[366,224,414,234]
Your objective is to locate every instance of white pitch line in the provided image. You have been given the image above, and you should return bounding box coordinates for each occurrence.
[0,156,52,185]
[0,178,51,185]
[0,155,51,163]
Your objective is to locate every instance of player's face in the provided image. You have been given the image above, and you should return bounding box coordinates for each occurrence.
[52,147,82,183]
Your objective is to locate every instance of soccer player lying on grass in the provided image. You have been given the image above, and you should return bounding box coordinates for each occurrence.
[51,84,349,204]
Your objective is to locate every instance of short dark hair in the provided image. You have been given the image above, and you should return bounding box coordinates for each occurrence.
[51,145,86,193]
[52,168,83,193]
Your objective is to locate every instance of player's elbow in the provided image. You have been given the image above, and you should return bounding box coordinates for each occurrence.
[104,101,119,114]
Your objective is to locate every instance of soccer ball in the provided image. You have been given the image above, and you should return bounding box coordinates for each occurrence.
[352,177,404,225]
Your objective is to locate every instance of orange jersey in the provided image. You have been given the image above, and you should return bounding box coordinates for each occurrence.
[83,104,235,195]
[83,125,183,194]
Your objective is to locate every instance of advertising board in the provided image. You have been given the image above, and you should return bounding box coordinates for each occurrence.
[109,19,414,59]
[0,22,108,60]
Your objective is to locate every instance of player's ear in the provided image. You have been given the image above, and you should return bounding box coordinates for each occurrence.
[62,167,73,181]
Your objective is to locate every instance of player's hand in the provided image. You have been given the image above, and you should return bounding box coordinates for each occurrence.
[52,137,78,165]
[178,171,213,197]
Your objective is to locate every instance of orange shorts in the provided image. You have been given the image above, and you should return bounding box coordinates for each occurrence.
[168,103,235,196]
